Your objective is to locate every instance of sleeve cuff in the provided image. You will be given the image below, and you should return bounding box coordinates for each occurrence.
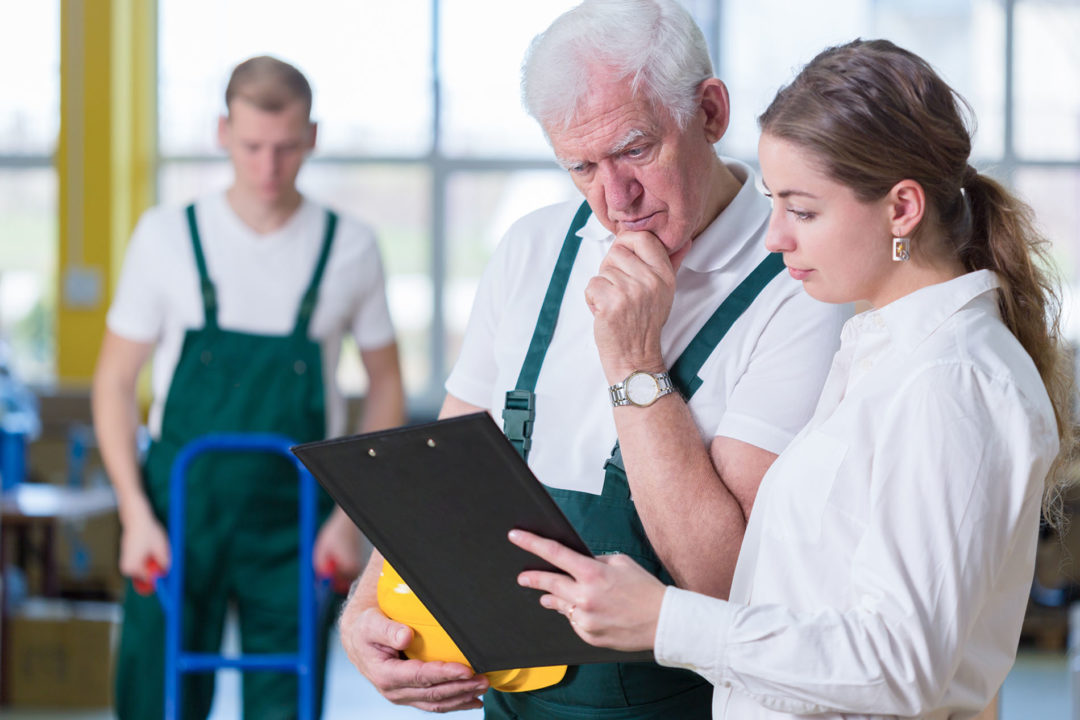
[655,586,733,687]
[355,330,398,353]
[444,373,492,411]
[104,312,159,345]
[715,411,795,456]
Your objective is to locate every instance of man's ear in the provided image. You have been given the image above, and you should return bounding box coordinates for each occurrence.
[888,179,926,238]
[699,78,730,144]
[217,114,229,149]
[307,121,318,151]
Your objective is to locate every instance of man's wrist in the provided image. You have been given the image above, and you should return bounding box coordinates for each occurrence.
[602,358,667,386]
[344,576,364,605]
[116,490,154,527]
[609,369,676,408]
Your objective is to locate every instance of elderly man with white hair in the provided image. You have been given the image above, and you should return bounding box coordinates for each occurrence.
[340,1,848,718]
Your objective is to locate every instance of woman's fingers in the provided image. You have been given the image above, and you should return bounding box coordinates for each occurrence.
[508,529,597,579]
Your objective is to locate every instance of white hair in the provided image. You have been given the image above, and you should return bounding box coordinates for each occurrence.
[521,0,714,134]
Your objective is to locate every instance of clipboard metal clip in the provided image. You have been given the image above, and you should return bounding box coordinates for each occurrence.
[502,389,536,460]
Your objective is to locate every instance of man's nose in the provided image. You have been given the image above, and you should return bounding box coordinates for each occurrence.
[599,162,642,212]
[257,149,279,178]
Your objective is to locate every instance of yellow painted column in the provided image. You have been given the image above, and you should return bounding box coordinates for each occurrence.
[56,0,156,385]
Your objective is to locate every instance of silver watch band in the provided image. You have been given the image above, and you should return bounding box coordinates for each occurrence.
[608,370,675,408]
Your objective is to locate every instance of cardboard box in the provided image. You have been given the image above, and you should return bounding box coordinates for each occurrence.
[55,511,124,600]
[5,598,119,708]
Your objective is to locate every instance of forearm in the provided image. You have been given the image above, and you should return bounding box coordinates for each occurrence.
[91,371,151,525]
[358,382,405,434]
[340,549,385,628]
[358,343,406,434]
[354,549,384,607]
[614,395,746,597]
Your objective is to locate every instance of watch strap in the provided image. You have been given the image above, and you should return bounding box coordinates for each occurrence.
[609,371,675,407]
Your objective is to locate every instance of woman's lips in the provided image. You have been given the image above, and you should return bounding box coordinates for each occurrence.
[787,267,813,281]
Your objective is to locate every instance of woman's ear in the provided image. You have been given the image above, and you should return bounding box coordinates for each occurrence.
[888,179,926,238]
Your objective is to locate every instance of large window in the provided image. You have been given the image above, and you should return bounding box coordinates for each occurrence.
[718,0,1005,160]
[157,0,580,415]
[0,0,59,384]
[152,0,1080,418]
[718,0,1080,333]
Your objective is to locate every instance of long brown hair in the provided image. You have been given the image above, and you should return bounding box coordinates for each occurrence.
[759,39,1076,524]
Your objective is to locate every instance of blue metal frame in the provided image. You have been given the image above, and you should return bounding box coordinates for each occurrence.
[157,433,319,720]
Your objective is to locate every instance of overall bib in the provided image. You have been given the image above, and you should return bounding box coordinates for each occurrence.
[115,205,339,720]
[489,202,785,720]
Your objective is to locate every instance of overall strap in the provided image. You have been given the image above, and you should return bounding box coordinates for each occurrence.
[185,204,218,329]
[292,210,339,339]
[669,252,786,400]
[503,201,592,461]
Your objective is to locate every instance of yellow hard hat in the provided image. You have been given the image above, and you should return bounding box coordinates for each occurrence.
[377,561,567,692]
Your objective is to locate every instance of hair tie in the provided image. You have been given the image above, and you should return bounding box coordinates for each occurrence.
[962,164,978,186]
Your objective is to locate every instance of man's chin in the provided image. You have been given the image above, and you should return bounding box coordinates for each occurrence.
[666,238,693,268]
[259,188,291,204]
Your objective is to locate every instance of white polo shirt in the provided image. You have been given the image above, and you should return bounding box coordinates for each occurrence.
[655,270,1059,718]
[446,159,850,495]
[107,191,396,439]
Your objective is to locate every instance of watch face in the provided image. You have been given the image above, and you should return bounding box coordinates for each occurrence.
[625,372,659,406]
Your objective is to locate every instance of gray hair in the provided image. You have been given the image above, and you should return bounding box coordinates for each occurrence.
[521,0,714,134]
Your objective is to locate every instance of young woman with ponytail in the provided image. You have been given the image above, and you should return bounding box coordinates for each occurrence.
[507,38,1077,719]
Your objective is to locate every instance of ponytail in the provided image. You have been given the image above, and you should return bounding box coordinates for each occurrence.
[959,171,1076,526]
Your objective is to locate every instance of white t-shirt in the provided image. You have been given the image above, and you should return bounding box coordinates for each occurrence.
[445,159,849,495]
[106,191,396,439]
[655,270,1058,719]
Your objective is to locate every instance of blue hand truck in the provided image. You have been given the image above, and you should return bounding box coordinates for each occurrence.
[152,433,326,720]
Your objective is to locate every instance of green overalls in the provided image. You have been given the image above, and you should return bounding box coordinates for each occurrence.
[489,203,784,720]
[115,204,339,720]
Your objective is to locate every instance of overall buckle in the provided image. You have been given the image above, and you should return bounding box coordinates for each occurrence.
[502,390,536,458]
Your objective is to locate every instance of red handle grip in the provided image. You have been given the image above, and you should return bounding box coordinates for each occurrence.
[317,557,353,595]
[133,558,164,596]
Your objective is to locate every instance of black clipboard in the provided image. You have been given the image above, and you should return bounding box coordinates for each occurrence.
[291,412,654,672]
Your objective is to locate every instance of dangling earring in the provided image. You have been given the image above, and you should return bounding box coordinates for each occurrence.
[892,236,910,262]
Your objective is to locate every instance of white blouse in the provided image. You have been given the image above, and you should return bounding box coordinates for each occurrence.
[655,270,1060,720]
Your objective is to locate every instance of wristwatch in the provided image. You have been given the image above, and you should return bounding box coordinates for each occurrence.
[608,370,676,408]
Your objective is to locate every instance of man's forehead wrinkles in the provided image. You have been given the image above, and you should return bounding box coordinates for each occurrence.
[552,110,654,167]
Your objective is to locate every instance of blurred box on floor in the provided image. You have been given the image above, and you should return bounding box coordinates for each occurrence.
[56,511,124,600]
[5,598,119,708]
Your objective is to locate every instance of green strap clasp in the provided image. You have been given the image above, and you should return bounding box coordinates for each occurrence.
[502,389,537,459]
[502,201,592,461]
